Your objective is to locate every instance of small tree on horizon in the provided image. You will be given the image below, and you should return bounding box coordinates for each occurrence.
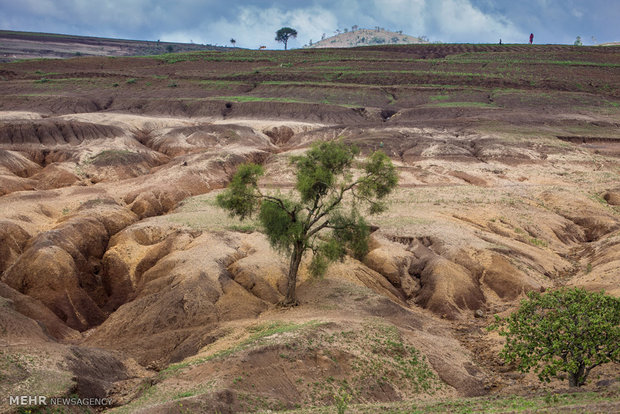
[216,140,398,306]
[275,27,298,50]
[574,36,583,46]
[490,287,620,387]
[230,38,237,47]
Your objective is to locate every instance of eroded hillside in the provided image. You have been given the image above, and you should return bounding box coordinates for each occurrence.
[0,44,619,413]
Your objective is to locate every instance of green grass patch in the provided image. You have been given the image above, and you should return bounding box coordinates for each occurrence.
[87,150,139,166]
[210,95,308,104]
[529,237,548,248]
[306,65,354,71]
[197,80,247,89]
[438,54,620,68]
[153,50,278,64]
[271,388,620,413]
[168,190,262,231]
[33,70,59,76]
[153,51,205,64]
[109,380,216,414]
[429,94,451,102]
[173,391,197,399]
[227,223,259,233]
[422,101,497,108]
[208,95,358,108]
[543,60,620,68]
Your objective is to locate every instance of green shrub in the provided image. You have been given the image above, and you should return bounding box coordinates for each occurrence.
[334,387,352,414]
[490,287,620,387]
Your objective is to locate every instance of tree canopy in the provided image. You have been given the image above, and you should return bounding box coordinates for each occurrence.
[490,287,620,387]
[275,27,298,50]
[216,140,398,305]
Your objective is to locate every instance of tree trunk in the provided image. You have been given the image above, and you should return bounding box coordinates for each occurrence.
[283,243,303,306]
[569,364,586,387]
[284,40,288,51]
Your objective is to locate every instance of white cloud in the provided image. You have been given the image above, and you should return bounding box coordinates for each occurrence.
[6,0,614,46]
[160,5,338,49]
[165,0,522,48]
[431,0,522,42]
[372,0,427,33]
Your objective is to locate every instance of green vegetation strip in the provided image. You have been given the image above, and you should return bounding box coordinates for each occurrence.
[210,95,313,104]
[440,53,620,68]
[262,389,620,413]
[152,51,278,64]
[422,102,497,108]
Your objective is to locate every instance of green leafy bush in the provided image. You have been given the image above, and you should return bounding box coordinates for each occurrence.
[490,287,620,387]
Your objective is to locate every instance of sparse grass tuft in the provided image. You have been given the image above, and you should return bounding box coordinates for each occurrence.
[89,149,139,165]
[422,101,497,108]
[160,320,323,378]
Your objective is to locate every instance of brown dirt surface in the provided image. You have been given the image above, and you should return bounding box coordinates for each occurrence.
[0,42,619,413]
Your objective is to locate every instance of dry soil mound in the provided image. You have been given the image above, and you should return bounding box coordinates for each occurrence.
[1,200,137,331]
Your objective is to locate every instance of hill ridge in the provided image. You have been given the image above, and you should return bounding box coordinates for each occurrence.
[306,28,429,48]
[0,29,228,62]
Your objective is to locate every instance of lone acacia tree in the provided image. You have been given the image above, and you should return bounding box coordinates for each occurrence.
[491,287,620,387]
[275,27,298,50]
[216,140,398,305]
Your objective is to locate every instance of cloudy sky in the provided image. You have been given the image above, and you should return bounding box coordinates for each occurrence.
[1,0,618,48]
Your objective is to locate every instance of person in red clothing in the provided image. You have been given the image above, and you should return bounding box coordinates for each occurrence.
[529,33,534,44]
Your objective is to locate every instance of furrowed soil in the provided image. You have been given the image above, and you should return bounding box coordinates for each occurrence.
[0,43,619,413]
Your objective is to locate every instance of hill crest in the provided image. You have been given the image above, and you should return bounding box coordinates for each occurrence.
[306,28,428,48]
